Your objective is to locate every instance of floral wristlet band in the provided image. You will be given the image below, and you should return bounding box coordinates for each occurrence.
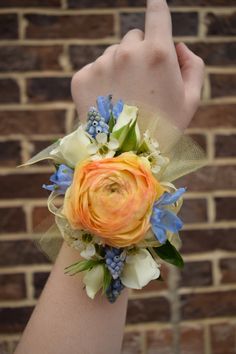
[22,95,205,303]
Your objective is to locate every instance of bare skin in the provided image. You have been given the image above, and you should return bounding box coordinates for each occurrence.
[15,1,205,354]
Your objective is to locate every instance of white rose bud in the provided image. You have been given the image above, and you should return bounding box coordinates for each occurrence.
[121,249,160,289]
[50,125,92,167]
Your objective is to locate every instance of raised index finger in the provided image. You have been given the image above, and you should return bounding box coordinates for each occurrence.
[145,0,172,41]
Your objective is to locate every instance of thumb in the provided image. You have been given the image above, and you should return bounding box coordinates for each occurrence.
[176,42,205,108]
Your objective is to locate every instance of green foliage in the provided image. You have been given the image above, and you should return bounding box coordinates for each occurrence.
[108,113,116,133]
[64,259,101,276]
[102,265,112,293]
[119,118,138,152]
[153,240,184,268]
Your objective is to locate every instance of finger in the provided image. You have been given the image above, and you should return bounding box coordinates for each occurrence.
[120,29,144,44]
[103,44,119,56]
[176,42,205,104]
[145,0,172,41]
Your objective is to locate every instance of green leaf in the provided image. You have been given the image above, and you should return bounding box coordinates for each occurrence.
[108,113,116,133]
[102,265,112,294]
[119,118,138,152]
[111,121,130,146]
[153,240,184,268]
[136,138,149,154]
[64,259,101,276]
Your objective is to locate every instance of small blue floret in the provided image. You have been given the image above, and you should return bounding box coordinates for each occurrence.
[151,188,186,244]
[42,164,73,195]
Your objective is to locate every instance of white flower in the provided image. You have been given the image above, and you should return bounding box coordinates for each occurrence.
[71,233,97,260]
[50,125,92,167]
[143,130,159,152]
[83,265,104,299]
[111,104,141,147]
[87,132,119,160]
[147,152,169,174]
[120,249,160,289]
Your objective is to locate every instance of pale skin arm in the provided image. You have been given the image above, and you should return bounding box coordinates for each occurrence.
[15,1,204,354]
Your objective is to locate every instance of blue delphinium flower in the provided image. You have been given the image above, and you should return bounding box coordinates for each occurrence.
[106,278,125,303]
[151,188,186,244]
[97,95,124,123]
[85,107,109,138]
[43,164,73,195]
[104,246,126,280]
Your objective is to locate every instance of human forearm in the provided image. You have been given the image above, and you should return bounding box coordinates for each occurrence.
[15,242,128,354]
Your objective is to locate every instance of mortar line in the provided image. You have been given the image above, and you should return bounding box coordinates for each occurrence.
[0,37,235,46]
[204,323,212,354]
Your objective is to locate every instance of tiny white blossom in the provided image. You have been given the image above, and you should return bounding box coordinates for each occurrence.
[87,133,119,160]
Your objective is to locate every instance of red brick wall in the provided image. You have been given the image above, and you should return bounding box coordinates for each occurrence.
[0,1,235,353]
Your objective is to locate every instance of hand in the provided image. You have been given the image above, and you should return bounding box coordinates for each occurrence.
[71,0,205,131]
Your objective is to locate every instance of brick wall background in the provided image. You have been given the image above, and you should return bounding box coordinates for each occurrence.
[0,1,235,353]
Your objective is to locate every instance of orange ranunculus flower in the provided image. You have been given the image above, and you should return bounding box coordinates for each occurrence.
[63,152,164,247]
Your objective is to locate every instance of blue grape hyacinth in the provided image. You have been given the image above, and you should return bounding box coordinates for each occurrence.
[104,247,126,280]
[85,107,109,138]
[106,278,125,303]
[42,164,73,195]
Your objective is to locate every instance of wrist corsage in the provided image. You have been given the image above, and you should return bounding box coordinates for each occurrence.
[22,95,205,303]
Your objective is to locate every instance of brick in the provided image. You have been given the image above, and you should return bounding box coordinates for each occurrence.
[180,325,205,354]
[171,12,198,36]
[69,45,107,70]
[0,274,26,300]
[33,272,49,298]
[0,79,19,103]
[27,77,71,103]
[0,110,66,135]
[68,0,146,7]
[179,198,208,224]
[0,241,49,266]
[181,290,236,320]
[210,322,236,354]
[181,228,236,254]
[215,197,236,221]
[121,332,142,354]
[0,141,21,167]
[32,207,54,231]
[127,297,170,324]
[0,173,51,199]
[211,74,236,98]
[0,14,18,39]
[0,306,34,333]
[215,134,236,158]
[146,328,173,354]
[177,165,236,192]
[25,14,114,39]
[0,207,26,233]
[190,104,236,128]
[0,46,63,72]
[206,12,236,36]
[120,12,198,37]
[220,258,236,284]
[179,261,212,287]
[0,0,60,7]
[188,42,236,66]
